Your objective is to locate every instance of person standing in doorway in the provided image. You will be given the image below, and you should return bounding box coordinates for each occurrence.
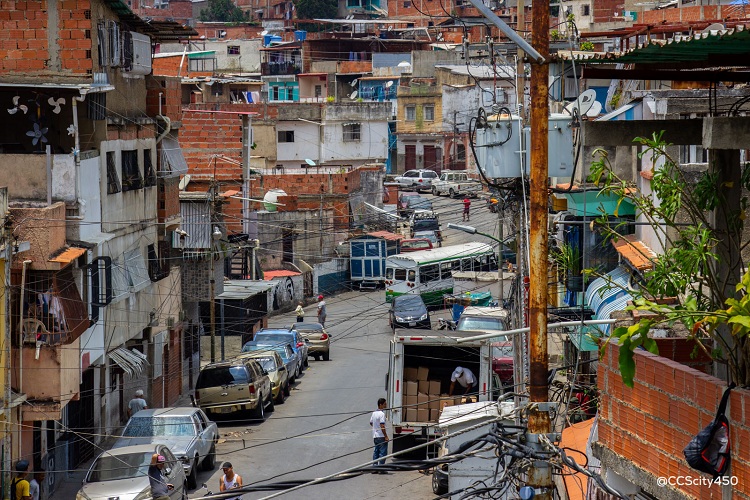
[127,389,148,419]
[369,397,389,472]
[317,295,327,327]
[29,470,44,500]
[219,462,243,499]
[462,197,471,222]
[295,302,305,323]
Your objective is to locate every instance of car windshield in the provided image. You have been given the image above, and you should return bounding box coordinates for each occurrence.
[196,366,248,388]
[87,452,152,482]
[413,219,438,231]
[409,199,432,209]
[414,232,437,243]
[493,344,513,357]
[251,356,276,372]
[457,317,505,331]
[395,295,425,309]
[402,241,430,250]
[292,323,322,332]
[255,333,293,343]
[243,344,292,362]
[123,416,195,437]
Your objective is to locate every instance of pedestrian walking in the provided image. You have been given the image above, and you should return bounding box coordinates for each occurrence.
[11,460,31,500]
[127,389,148,418]
[462,197,471,221]
[317,295,327,327]
[295,302,305,323]
[369,397,389,472]
[219,462,243,499]
[148,454,174,500]
[28,470,44,500]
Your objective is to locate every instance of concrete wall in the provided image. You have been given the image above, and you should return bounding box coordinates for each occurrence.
[256,209,337,268]
[314,258,349,296]
[267,274,304,312]
[160,39,263,73]
[182,257,226,302]
[10,203,67,268]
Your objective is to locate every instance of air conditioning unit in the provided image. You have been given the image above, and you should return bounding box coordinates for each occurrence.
[123,31,152,75]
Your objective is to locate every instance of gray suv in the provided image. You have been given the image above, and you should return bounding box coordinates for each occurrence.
[195,358,273,420]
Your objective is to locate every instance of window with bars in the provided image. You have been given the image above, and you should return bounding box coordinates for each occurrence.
[227,45,240,55]
[342,123,361,142]
[278,130,295,143]
[143,149,156,187]
[106,151,121,194]
[121,150,143,192]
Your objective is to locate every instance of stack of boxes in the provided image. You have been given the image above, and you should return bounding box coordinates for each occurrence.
[402,366,464,422]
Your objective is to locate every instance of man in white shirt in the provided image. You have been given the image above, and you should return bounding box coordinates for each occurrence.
[29,470,44,500]
[448,366,477,396]
[369,398,389,472]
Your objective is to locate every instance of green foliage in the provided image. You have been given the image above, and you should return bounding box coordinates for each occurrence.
[295,0,337,20]
[589,132,750,386]
[200,0,249,22]
[550,243,582,276]
[580,41,595,51]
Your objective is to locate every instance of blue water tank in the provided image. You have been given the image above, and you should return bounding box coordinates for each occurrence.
[270,35,282,45]
[294,30,307,41]
[263,34,273,47]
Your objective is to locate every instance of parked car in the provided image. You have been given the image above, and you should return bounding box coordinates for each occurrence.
[242,341,299,383]
[413,230,440,247]
[394,169,439,192]
[240,350,291,405]
[398,193,433,216]
[492,341,514,386]
[289,322,331,361]
[254,328,310,372]
[400,238,433,253]
[455,307,510,333]
[431,171,482,198]
[113,408,219,489]
[78,444,187,500]
[388,294,431,331]
[410,211,442,244]
[194,358,273,421]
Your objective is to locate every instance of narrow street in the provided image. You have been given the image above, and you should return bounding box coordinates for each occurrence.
[189,193,501,499]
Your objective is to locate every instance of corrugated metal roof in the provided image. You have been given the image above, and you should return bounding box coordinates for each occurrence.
[49,246,87,264]
[180,200,212,249]
[218,280,274,299]
[361,230,404,241]
[263,270,302,279]
[109,347,148,377]
[160,136,189,178]
[585,265,631,314]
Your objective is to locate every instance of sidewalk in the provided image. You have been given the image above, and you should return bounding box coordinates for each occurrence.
[54,392,195,498]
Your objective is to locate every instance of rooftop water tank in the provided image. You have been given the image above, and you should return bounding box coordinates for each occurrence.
[263,189,287,212]
[294,30,307,42]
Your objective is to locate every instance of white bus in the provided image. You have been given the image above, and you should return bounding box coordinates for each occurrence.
[384,242,497,306]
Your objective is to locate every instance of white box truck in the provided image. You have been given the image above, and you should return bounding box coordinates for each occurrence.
[386,329,496,456]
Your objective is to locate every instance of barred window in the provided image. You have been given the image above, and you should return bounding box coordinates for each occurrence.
[342,123,361,142]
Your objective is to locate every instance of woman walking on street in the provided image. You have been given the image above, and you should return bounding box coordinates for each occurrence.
[317,295,327,327]
[295,302,304,323]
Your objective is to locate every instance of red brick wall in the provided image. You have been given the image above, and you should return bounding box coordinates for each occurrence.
[132,0,193,24]
[146,76,183,121]
[598,344,750,498]
[0,0,93,75]
[193,23,264,40]
[641,5,734,24]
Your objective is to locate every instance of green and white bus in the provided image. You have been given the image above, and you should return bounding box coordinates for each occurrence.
[384,242,497,306]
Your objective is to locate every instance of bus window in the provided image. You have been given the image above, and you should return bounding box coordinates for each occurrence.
[420,264,439,282]
[395,269,407,280]
[451,260,462,272]
[460,258,472,271]
[440,262,452,279]
[408,270,416,282]
[386,268,394,279]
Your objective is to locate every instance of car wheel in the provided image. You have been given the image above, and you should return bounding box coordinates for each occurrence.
[266,392,275,413]
[201,443,216,471]
[181,481,189,500]
[187,461,198,489]
[275,385,286,404]
[432,187,438,196]
[449,188,456,198]
[254,396,266,420]
[284,382,291,397]
[304,357,309,368]
[323,351,330,361]
[432,470,447,495]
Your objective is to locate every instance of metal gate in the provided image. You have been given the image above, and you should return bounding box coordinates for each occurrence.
[405,145,416,170]
[66,369,96,465]
[423,145,440,171]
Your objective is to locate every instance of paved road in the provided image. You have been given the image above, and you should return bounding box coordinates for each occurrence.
[187,191,503,499]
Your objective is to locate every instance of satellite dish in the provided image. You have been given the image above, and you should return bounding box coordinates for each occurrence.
[386,80,394,88]
[585,100,603,117]
[305,158,316,166]
[179,174,191,191]
[351,78,358,87]
[563,88,597,115]
[349,90,358,99]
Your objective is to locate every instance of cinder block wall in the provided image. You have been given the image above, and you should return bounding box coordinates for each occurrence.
[597,344,750,498]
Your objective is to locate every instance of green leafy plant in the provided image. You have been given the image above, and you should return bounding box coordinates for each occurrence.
[199,0,249,21]
[580,41,595,51]
[590,133,750,386]
[550,243,582,276]
[326,96,335,103]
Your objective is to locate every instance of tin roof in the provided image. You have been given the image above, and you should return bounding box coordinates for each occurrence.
[612,235,656,272]
[263,270,302,279]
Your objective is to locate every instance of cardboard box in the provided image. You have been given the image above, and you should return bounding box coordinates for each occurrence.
[404,367,419,381]
[429,380,441,395]
[417,408,429,422]
[418,380,431,394]
[454,397,464,406]
[405,381,418,396]
[428,397,440,410]
[430,408,440,422]
[439,399,453,411]
[417,393,429,408]
[417,366,429,381]
[405,408,418,422]
[403,395,417,408]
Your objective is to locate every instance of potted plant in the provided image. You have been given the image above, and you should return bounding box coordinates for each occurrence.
[550,243,584,292]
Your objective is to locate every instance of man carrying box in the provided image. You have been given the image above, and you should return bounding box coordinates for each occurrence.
[448,366,477,396]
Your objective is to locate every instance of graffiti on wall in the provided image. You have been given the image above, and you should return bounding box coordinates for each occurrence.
[270,275,303,311]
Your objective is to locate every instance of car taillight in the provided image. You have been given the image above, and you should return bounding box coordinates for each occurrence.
[320,333,328,340]
[297,341,304,348]
[248,384,256,394]
[418,179,423,182]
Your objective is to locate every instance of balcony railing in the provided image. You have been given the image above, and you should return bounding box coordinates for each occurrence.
[261,61,302,76]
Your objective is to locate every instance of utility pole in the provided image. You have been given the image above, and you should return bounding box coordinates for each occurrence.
[527,0,552,494]
[516,0,525,117]
[209,157,217,363]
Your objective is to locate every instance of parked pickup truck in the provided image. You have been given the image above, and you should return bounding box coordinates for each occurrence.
[431,172,482,198]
